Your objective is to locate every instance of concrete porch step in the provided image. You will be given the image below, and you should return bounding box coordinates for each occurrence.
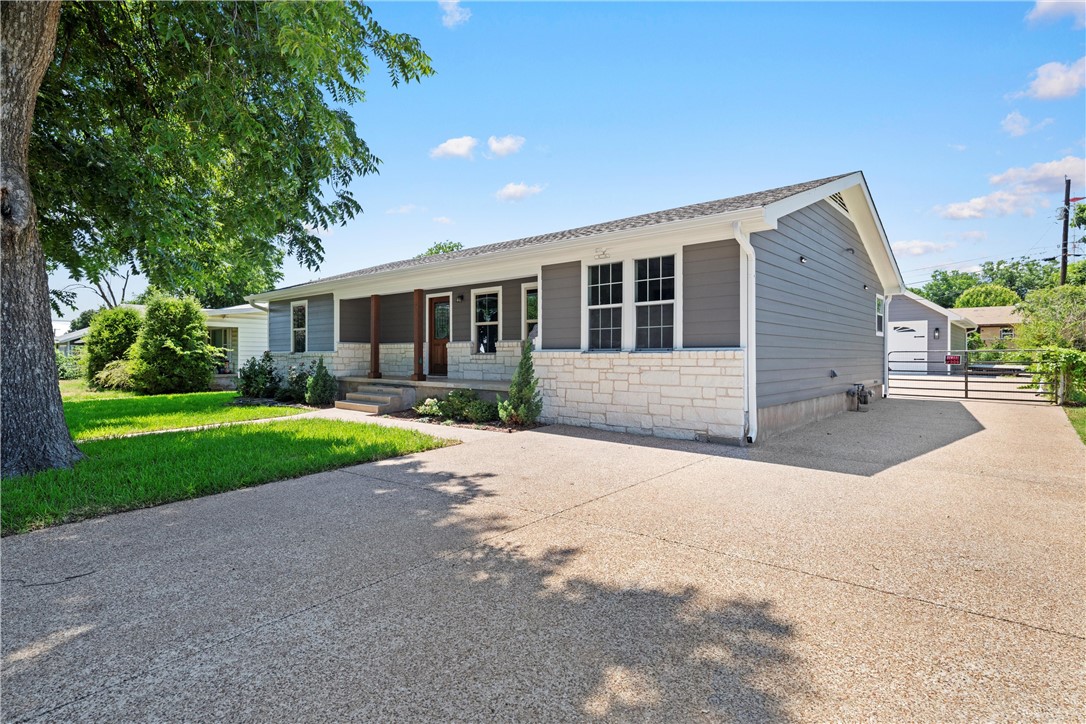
[334,400,395,414]
[345,391,399,405]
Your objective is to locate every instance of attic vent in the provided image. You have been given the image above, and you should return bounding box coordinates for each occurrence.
[828,192,849,214]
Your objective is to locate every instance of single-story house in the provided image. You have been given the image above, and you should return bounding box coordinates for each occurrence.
[953,305,1022,345]
[886,292,974,373]
[249,171,906,443]
[54,303,268,388]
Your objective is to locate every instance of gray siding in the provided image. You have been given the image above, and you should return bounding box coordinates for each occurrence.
[268,301,290,352]
[432,277,536,343]
[268,293,333,352]
[887,295,946,357]
[541,261,581,349]
[951,323,967,352]
[379,292,414,344]
[340,297,370,343]
[683,240,740,347]
[752,200,885,409]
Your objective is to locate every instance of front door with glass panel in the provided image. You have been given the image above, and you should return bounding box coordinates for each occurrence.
[429,297,450,375]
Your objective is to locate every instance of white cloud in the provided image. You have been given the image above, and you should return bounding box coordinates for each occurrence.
[892,240,955,257]
[439,0,471,28]
[433,216,454,225]
[1026,0,1086,29]
[487,135,526,157]
[386,204,421,215]
[937,155,1084,219]
[1020,57,1086,99]
[430,136,479,159]
[948,143,968,152]
[1001,110,1054,137]
[495,182,543,202]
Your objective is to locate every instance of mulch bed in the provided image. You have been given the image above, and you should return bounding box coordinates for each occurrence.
[382,409,542,433]
[227,397,316,409]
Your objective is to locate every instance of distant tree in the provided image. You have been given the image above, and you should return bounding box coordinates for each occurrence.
[416,240,464,258]
[1073,203,1086,230]
[953,284,1022,308]
[913,269,980,308]
[1064,260,1086,286]
[979,257,1057,299]
[68,306,104,332]
[1016,286,1086,350]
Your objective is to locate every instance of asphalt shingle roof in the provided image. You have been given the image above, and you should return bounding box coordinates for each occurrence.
[276,172,855,292]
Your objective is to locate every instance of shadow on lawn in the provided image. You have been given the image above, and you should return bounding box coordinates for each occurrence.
[0,455,806,720]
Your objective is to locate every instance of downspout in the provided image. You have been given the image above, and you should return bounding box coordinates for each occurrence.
[247,301,269,313]
[733,220,758,443]
[882,293,894,397]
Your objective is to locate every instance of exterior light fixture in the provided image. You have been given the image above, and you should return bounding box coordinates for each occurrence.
[455,295,464,303]
[799,256,807,263]
[934,327,940,340]
[863,284,869,290]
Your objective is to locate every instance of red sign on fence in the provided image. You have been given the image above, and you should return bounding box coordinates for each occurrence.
[945,355,962,365]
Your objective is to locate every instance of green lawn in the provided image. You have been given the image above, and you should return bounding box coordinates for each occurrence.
[1066,407,1086,446]
[64,386,302,441]
[1,419,450,535]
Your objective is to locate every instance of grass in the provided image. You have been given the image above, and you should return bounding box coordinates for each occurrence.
[59,378,135,401]
[63,387,303,441]
[1066,407,1086,445]
[1,419,450,535]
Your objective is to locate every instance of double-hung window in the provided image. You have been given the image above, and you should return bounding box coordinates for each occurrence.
[524,286,539,339]
[588,262,622,350]
[875,295,885,336]
[291,301,307,353]
[474,291,499,353]
[635,255,675,349]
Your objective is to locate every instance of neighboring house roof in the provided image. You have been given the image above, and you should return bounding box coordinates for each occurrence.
[52,319,71,338]
[203,303,266,317]
[899,292,975,327]
[952,306,1022,327]
[252,171,905,301]
[55,327,89,344]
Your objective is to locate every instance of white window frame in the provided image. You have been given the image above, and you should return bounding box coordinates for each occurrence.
[586,261,624,351]
[875,294,885,337]
[633,254,677,350]
[471,286,502,354]
[291,300,308,353]
[999,327,1014,340]
[521,282,538,342]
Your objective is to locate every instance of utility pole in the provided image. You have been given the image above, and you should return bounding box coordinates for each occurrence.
[1060,177,1070,285]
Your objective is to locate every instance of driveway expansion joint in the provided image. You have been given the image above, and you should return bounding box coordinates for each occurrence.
[1,570,96,588]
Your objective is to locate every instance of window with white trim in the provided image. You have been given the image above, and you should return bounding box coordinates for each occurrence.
[291,301,307,353]
[524,286,538,339]
[635,255,675,349]
[999,327,1014,340]
[875,295,885,336]
[473,290,499,353]
[588,262,622,350]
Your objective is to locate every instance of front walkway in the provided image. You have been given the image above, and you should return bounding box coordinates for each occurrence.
[2,399,1083,720]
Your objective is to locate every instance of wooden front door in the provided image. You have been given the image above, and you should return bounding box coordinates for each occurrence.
[429,297,450,375]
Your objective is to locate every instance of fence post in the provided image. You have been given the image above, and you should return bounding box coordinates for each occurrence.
[963,350,969,399]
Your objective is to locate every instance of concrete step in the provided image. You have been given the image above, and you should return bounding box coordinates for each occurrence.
[345,392,400,405]
[334,400,392,414]
[348,384,410,396]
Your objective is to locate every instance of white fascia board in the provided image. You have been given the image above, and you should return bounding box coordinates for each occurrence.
[250,208,768,303]
[763,172,905,297]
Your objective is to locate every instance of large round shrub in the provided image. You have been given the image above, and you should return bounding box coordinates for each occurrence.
[129,294,216,394]
[84,306,143,382]
[953,284,1021,308]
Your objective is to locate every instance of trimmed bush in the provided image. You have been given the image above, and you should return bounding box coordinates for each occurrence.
[413,397,443,416]
[129,294,215,394]
[84,306,143,382]
[281,361,315,402]
[238,352,282,398]
[55,349,82,380]
[94,359,135,390]
[498,340,543,426]
[305,357,338,406]
[462,398,499,423]
[438,388,477,420]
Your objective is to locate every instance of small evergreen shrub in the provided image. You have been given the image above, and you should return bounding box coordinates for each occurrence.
[305,357,338,406]
[438,388,478,420]
[238,352,282,398]
[462,399,499,423]
[284,361,315,402]
[55,349,82,380]
[413,398,443,417]
[498,340,543,426]
[129,294,215,394]
[84,306,143,382]
[94,359,135,390]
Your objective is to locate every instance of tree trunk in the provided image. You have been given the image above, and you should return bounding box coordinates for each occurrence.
[1,1,83,477]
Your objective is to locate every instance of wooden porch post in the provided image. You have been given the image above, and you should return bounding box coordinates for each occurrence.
[369,294,381,379]
[411,288,426,381]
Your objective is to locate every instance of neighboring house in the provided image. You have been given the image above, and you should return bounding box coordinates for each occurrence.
[53,304,268,388]
[952,305,1022,345]
[54,327,88,355]
[249,171,906,442]
[886,293,974,373]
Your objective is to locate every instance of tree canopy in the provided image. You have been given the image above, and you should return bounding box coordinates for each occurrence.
[911,269,980,308]
[1016,286,1086,351]
[415,240,465,258]
[953,284,1022,308]
[912,257,1063,308]
[35,1,433,309]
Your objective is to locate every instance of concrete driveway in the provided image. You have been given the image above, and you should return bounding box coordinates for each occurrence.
[2,399,1083,721]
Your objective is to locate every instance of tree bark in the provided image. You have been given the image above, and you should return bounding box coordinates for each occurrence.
[1,1,83,477]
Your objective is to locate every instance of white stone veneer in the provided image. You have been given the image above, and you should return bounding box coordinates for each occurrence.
[532,349,746,441]
[268,342,370,378]
[445,340,521,381]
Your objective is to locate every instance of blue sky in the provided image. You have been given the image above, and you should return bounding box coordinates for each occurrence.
[52,0,1086,316]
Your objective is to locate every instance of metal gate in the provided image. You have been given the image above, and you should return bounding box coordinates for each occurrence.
[887,348,1051,403]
